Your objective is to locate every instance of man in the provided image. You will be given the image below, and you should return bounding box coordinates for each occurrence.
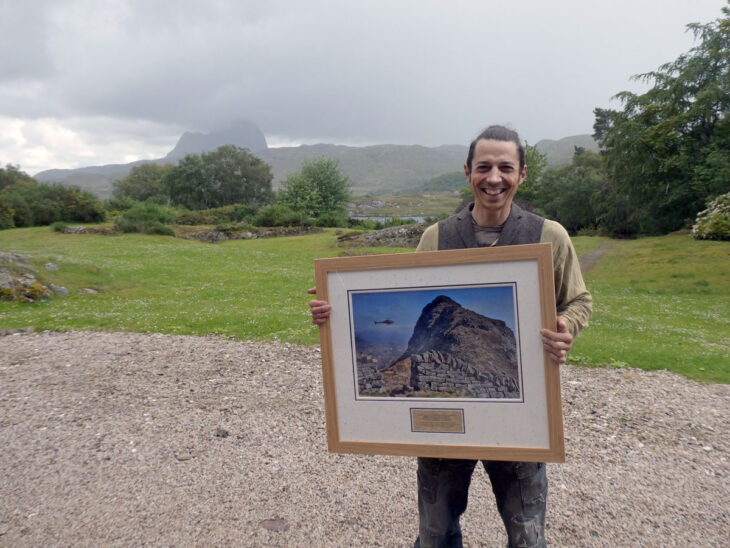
[309,125,592,547]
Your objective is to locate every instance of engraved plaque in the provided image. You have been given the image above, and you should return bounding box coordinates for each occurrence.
[410,408,465,434]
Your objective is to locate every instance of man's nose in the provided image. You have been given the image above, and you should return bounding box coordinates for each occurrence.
[486,167,501,182]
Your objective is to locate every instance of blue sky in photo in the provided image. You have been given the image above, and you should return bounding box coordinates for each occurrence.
[351,284,516,349]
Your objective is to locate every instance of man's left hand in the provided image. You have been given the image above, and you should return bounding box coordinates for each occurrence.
[540,317,573,364]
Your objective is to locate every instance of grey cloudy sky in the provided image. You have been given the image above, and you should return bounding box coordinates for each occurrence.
[0,0,725,174]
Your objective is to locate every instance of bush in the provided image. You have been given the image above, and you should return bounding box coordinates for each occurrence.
[254,204,310,227]
[114,202,175,235]
[314,211,350,227]
[0,181,105,227]
[214,221,257,236]
[174,204,259,226]
[51,221,68,232]
[692,193,730,241]
[104,195,138,213]
[175,210,215,225]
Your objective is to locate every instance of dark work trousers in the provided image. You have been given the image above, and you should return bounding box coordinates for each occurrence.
[414,457,548,548]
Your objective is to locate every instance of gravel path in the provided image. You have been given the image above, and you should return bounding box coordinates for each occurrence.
[1,331,728,547]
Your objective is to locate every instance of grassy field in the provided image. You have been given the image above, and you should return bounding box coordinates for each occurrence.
[1,227,727,383]
[570,234,729,384]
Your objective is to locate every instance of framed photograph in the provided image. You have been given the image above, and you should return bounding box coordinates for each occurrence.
[314,243,564,462]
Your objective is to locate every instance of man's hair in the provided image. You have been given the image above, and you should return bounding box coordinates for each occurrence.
[466,125,525,172]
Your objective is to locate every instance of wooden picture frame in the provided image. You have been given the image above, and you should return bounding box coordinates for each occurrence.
[314,243,564,462]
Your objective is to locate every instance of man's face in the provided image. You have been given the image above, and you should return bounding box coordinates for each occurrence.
[464,139,526,223]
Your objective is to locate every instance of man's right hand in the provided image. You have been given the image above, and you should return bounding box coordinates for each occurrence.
[307,287,331,325]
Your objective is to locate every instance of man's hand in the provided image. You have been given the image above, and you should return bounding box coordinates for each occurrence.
[307,287,331,325]
[540,317,573,364]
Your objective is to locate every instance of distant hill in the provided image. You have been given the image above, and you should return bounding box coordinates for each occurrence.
[534,134,600,166]
[35,120,269,198]
[257,144,467,195]
[33,124,599,198]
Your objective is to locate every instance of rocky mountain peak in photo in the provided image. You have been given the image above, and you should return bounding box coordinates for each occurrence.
[397,295,518,379]
[164,119,268,161]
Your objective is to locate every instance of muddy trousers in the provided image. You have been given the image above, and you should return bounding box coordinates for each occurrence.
[414,458,547,548]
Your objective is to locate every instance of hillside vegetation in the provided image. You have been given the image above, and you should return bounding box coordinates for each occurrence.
[0,228,727,383]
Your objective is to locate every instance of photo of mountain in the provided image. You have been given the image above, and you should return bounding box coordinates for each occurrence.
[350,286,522,400]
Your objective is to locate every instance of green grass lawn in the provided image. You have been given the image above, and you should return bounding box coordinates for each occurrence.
[569,234,729,383]
[0,227,411,345]
[1,227,727,383]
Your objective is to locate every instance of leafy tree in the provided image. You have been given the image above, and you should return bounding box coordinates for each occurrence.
[277,158,350,218]
[164,145,274,210]
[0,197,15,229]
[516,143,548,204]
[0,164,35,191]
[112,162,173,204]
[536,149,605,234]
[593,4,730,234]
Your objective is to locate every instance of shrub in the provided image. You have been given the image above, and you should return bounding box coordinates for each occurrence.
[104,195,138,213]
[175,210,215,225]
[114,202,175,235]
[254,204,310,227]
[314,211,350,227]
[692,192,730,241]
[51,221,68,232]
[175,204,259,226]
[214,221,257,236]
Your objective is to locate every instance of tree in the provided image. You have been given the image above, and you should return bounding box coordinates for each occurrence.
[277,158,350,218]
[536,149,605,234]
[515,143,548,205]
[112,163,174,204]
[0,164,35,191]
[164,146,274,210]
[593,4,730,234]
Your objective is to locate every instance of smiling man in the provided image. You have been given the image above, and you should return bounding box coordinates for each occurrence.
[309,125,592,547]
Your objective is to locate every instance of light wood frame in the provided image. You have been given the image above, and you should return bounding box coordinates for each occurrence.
[314,243,564,462]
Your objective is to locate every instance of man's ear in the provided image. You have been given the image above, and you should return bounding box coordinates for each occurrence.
[518,164,527,185]
[463,163,470,181]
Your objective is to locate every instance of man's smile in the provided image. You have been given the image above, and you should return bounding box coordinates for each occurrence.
[480,187,506,196]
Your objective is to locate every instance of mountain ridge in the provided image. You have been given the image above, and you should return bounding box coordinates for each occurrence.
[33,124,598,198]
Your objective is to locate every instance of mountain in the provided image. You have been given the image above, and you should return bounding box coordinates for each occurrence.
[33,123,598,199]
[534,134,600,166]
[34,120,269,198]
[164,120,267,161]
[396,295,518,379]
[358,295,520,398]
[34,139,468,198]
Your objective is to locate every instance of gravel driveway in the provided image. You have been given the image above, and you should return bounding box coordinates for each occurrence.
[1,331,728,547]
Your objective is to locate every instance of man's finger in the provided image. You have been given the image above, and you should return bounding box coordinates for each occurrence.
[556,317,570,333]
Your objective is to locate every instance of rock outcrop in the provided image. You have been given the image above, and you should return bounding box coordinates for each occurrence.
[0,252,62,302]
[336,223,428,249]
